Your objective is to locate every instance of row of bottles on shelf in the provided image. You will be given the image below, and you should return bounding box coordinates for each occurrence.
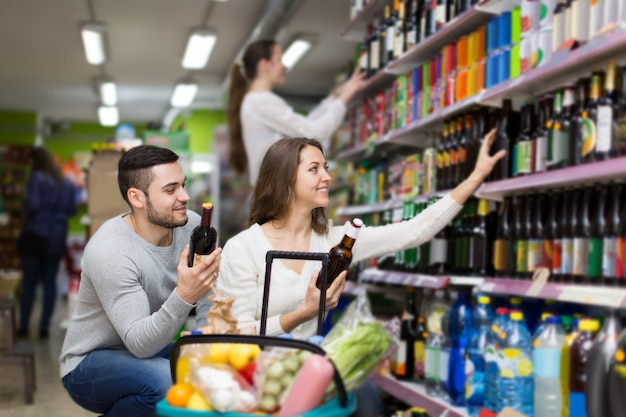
[390,288,626,417]
[367,181,626,284]
[343,58,626,205]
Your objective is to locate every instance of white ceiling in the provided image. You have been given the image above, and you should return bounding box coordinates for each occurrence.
[0,0,357,127]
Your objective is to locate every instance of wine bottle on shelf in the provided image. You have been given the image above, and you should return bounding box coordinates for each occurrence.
[471,199,492,276]
[188,202,218,267]
[604,183,622,286]
[369,15,381,77]
[534,95,553,173]
[493,196,513,278]
[561,189,575,283]
[547,190,562,281]
[515,102,535,176]
[393,287,418,381]
[448,117,460,189]
[528,193,547,277]
[595,59,618,161]
[405,0,419,51]
[580,70,604,164]
[386,1,398,64]
[572,77,590,166]
[588,186,607,285]
[572,187,591,284]
[494,99,520,180]
[515,194,530,279]
[317,218,363,290]
[618,65,626,156]
[393,0,406,60]
[456,113,469,185]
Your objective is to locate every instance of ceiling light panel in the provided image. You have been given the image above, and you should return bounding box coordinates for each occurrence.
[282,39,313,71]
[182,30,217,70]
[81,22,107,65]
[170,83,199,108]
[98,106,119,126]
[99,81,117,106]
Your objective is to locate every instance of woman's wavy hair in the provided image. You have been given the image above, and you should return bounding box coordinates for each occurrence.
[248,137,329,234]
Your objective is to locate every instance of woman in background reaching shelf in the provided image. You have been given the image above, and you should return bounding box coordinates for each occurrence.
[226,39,367,189]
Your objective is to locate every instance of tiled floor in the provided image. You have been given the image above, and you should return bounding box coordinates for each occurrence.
[0,297,97,417]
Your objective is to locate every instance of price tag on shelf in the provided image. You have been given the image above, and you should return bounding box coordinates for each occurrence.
[526,268,550,297]
[558,286,626,308]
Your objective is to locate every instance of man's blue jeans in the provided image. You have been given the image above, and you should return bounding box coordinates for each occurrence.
[62,345,172,417]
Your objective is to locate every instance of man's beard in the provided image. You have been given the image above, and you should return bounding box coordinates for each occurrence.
[145,197,188,228]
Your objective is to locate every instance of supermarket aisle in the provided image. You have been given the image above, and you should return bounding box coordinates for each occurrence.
[0,298,96,417]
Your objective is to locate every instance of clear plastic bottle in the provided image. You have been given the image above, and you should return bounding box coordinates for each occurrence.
[448,290,473,406]
[569,318,600,417]
[484,307,510,413]
[496,310,534,417]
[425,290,448,397]
[586,310,621,417]
[608,325,626,416]
[465,295,494,417]
[533,316,566,417]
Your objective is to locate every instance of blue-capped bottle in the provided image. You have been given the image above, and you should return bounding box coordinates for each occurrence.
[447,290,473,406]
[496,310,534,417]
[484,307,510,413]
[465,295,494,417]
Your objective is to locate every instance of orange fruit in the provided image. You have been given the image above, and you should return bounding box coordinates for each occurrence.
[165,383,194,408]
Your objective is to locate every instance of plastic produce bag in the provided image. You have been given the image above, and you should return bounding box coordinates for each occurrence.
[194,289,255,335]
[321,286,394,393]
[189,361,258,413]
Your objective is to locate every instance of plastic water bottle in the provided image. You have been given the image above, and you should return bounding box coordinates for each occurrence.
[465,295,494,417]
[424,290,447,397]
[484,307,510,413]
[448,290,473,406]
[533,316,566,417]
[608,326,626,416]
[561,317,582,417]
[569,319,600,417]
[497,310,534,417]
[586,309,621,417]
[532,311,555,339]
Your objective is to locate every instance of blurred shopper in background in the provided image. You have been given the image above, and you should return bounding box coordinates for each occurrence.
[226,39,366,190]
[17,147,78,338]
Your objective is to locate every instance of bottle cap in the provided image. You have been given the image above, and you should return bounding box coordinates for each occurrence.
[352,218,364,228]
[478,295,491,304]
[190,329,202,335]
[545,316,562,325]
[496,307,510,315]
[510,311,524,321]
[578,319,597,332]
[541,312,554,322]
[510,297,523,305]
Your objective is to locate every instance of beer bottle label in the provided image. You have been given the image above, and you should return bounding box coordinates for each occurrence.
[517,240,529,273]
[493,239,510,272]
[562,238,574,274]
[552,239,563,273]
[603,237,617,277]
[596,105,613,152]
[528,238,543,272]
[573,237,590,275]
[617,237,626,279]
[517,141,534,174]
[588,237,603,279]
[580,116,597,158]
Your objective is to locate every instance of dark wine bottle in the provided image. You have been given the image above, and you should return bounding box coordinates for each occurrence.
[316,218,363,289]
[187,202,218,267]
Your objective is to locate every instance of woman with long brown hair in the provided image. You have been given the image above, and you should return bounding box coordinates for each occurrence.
[226,39,366,187]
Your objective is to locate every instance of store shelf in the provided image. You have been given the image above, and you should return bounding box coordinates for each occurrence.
[386,8,492,75]
[478,278,626,309]
[349,70,396,109]
[338,0,385,42]
[370,373,468,417]
[476,156,626,201]
[359,268,449,288]
[335,188,453,217]
[481,27,626,106]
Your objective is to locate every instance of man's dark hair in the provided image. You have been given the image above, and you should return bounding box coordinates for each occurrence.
[117,145,179,206]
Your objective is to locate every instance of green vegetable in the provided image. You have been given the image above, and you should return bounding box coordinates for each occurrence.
[322,320,392,392]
